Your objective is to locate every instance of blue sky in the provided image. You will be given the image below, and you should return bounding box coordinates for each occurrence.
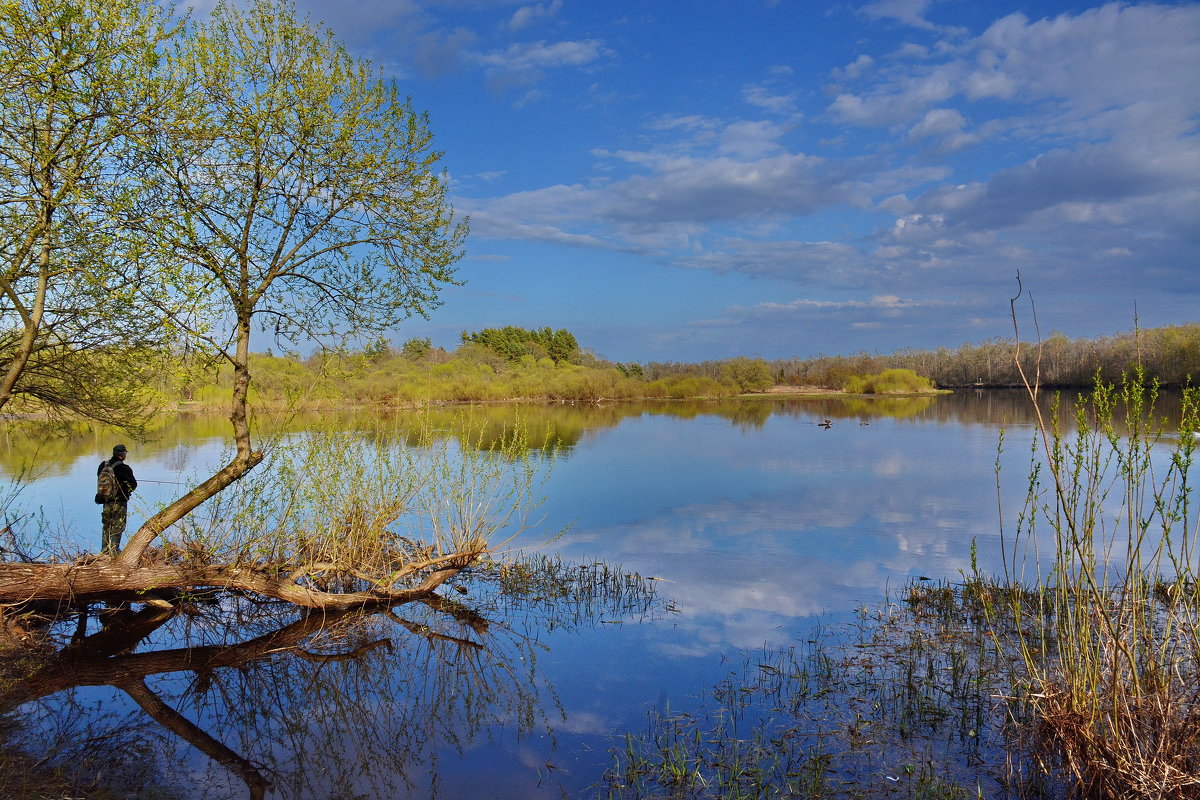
[204,0,1199,362]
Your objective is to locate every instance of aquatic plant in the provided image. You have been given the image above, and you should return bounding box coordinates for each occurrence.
[993,372,1200,798]
[594,580,1034,799]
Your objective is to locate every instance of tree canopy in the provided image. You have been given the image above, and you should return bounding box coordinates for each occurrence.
[461,326,580,364]
[114,0,466,569]
[0,0,179,427]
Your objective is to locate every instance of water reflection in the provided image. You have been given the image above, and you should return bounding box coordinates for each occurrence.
[2,389,1192,797]
[1,560,659,799]
[1,389,1184,481]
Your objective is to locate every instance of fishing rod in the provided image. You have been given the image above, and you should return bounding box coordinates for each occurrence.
[136,479,192,485]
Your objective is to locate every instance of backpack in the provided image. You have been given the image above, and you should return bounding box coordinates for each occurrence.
[95,460,119,504]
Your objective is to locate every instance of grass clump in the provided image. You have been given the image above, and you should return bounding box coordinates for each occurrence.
[843,369,937,395]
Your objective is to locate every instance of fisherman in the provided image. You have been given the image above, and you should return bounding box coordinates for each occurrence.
[98,444,137,554]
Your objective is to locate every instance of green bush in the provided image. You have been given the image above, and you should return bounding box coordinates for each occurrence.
[842,368,935,394]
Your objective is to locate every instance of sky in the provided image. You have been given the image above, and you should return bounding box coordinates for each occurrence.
[195,0,1199,363]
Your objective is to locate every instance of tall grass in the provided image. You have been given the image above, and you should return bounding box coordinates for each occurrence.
[166,417,555,597]
[996,372,1200,798]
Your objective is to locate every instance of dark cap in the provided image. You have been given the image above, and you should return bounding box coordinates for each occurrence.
[113,444,128,455]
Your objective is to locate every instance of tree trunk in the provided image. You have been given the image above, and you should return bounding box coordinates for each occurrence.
[116,451,264,567]
[117,311,261,567]
[0,174,52,410]
[0,549,482,609]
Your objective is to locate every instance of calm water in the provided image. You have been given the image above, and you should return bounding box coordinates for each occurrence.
[1,390,1189,798]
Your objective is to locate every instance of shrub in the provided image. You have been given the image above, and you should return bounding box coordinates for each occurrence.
[842,368,934,394]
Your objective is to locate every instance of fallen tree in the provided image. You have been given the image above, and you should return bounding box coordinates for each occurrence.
[0,420,546,627]
[0,555,658,798]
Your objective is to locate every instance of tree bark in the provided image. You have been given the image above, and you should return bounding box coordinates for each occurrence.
[0,549,482,609]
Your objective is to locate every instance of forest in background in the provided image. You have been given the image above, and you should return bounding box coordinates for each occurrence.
[168,321,1199,409]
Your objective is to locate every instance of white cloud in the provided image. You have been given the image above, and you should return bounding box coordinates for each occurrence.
[860,0,967,35]
[861,0,935,29]
[646,113,710,132]
[679,239,862,281]
[406,32,615,91]
[829,70,957,125]
[836,53,875,81]
[475,38,609,72]
[741,83,799,115]
[451,2,1199,323]
[907,107,965,140]
[506,0,561,32]
[753,294,950,312]
[605,151,841,224]
[832,3,1200,142]
[718,120,788,159]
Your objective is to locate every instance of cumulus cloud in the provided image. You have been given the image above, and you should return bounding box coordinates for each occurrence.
[860,0,940,31]
[609,152,846,223]
[907,107,965,139]
[829,70,957,125]
[906,141,1199,234]
[833,4,1200,141]
[677,240,863,282]
[825,4,1200,298]
[835,53,875,81]
[454,2,1198,324]
[718,120,788,158]
[755,294,948,312]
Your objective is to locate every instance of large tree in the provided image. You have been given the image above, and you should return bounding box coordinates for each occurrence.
[0,0,477,612]
[0,0,178,427]
[116,0,466,569]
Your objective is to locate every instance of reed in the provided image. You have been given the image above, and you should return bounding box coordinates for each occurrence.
[995,371,1200,798]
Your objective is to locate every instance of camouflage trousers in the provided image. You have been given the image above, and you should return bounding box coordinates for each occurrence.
[101,502,127,555]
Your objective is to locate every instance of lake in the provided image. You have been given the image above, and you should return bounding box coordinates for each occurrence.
[1,389,1191,798]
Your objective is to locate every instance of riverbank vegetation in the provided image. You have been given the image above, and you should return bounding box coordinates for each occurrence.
[167,332,771,409]
[147,321,1197,411]
[841,368,937,394]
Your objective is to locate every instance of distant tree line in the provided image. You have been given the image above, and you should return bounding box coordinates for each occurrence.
[642,323,1199,389]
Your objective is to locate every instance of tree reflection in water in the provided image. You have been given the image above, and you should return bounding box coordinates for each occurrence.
[0,559,658,799]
